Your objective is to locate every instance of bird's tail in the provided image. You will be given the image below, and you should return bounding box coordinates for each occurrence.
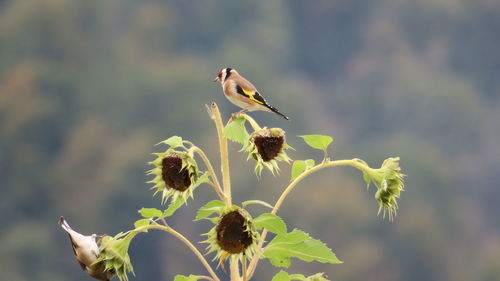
[268,106,289,120]
[59,216,72,232]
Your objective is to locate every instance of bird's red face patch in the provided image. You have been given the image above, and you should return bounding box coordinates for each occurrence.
[213,70,223,82]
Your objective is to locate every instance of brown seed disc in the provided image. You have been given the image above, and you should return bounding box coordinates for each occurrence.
[216,210,253,254]
[161,156,191,191]
[253,135,284,162]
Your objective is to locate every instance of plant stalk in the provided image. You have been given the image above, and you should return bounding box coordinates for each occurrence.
[189,146,226,201]
[245,159,367,279]
[230,259,241,281]
[210,103,232,206]
[135,224,221,281]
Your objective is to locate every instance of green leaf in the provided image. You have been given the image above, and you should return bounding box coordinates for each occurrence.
[158,136,183,148]
[173,274,205,281]
[299,135,333,152]
[134,219,151,228]
[194,200,225,221]
[291,159,315,181]
[254,213,287,235]
[305,159,315,167]
[272,271,306,281]
[263,229,342,268]
[272,270,291,281]
[193,172,210,188]
[163,197,185,217]
[290,274,307,280]
[224,116,249,144]
[290,160,306,181]
[138,208,163,218]
[353,159,371,189]
[362,171,371,188]
[242,199,273,209]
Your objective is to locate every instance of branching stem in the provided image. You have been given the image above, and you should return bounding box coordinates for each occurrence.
[245,159,368,279]
[188,145,226,201]
[135,224,221,281]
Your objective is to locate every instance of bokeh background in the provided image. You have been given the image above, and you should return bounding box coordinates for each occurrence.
[1,0,500,280]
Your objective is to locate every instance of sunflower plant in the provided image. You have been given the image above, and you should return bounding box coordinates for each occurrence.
[67,102,405,281]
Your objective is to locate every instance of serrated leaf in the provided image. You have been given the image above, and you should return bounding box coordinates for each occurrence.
[158,136,183,148]
[134,219,151,228]
[242,199,273,209]
[291,160,306,181]
[263,229,342,268]
[163,197,185,217]
[194,200,225,221]
[224,116,249,144]
[138,208,163,218]
[299,135,333,152]
[173,274,205,281]
[254,213,287,235]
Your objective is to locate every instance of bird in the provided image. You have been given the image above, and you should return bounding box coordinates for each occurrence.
[59,217,113,281]
[213,67,289,120]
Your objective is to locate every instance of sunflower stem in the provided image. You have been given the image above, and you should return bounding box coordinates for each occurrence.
[242,256,248,281]
[209,103,232,206]
[134,224,221,281]
[188,146,226,201]
[245,159,368,280]
[230,259,242,281]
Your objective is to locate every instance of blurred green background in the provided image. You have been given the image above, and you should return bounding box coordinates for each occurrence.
[1,0,500,280]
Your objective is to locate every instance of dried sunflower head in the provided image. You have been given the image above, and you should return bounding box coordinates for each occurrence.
[204,206,259,266]
[147,150,199,204]
[245,128,292,175]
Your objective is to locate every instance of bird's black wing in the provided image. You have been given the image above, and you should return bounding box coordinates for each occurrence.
[252,91,267,105]
[235,85,265,105]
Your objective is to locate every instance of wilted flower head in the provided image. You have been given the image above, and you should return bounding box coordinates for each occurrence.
[148,150,199,204]
[204,206,259,265]
[95,233,135,281]
[358,157,405,220]
[245,128,292,175]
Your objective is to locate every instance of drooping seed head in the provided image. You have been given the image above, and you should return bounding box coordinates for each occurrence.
[216,210,254,254]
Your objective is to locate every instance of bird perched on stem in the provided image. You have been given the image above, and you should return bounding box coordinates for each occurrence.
[213,67,289,120]
[59,217,113,281]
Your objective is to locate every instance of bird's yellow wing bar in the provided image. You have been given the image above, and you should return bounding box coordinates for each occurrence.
[237,85,265,105]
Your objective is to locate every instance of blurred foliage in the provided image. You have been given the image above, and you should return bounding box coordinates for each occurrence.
[1,0,499,280]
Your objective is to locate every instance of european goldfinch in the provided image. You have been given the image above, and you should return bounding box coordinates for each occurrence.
[59,217,112,281]
[213,68,289,120]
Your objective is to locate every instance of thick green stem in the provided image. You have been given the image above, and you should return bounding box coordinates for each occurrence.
[245,159,368,280]
[135,224,221,281]
[209,103,232,206]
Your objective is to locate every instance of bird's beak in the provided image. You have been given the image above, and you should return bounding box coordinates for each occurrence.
[213,77,220,82]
